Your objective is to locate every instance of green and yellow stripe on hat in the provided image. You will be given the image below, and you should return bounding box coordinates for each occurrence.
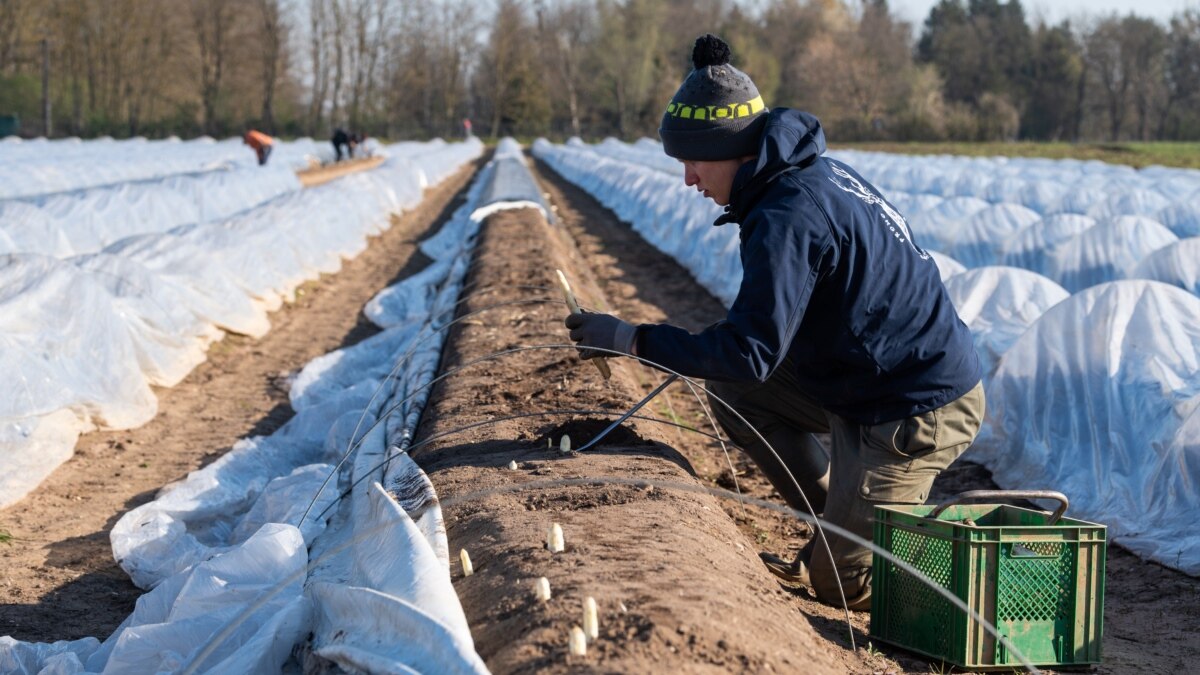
[665,95,766,122]
[658,34,769,161]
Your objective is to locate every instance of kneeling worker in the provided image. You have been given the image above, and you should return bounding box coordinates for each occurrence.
[565,34,984,611]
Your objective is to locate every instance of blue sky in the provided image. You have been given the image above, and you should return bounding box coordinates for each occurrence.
[888,0,1198,27]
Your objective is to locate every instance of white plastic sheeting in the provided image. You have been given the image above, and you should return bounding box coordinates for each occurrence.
[1,137,490,673]
[538,138,1200,574]
[1044,215,1178,292]
[1157,200,1200,238]
[0,524,310,675]
[975,281,1200,574]
[0,136,328,200]
[0,254,157,427]
[0,138,484,510]
[1086,186,1173,220]
[945,203,1042,268]
[999,213,1095,276]
[944,267,1069,379]
[1132,238,1200,297]
[0,166,301,258]
[927,250,966,282]
[0,254,160,502]
[907,196,990,253]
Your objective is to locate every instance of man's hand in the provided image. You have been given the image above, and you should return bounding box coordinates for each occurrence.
[564,312,637,360]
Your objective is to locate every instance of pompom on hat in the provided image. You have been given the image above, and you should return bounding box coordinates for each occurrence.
[659,34,768,161]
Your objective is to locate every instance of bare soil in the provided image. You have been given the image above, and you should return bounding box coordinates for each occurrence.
[1,149,1196,675]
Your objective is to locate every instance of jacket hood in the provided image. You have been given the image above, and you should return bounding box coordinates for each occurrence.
[717,108,826,226]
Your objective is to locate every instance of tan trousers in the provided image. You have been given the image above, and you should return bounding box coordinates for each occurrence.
[707,361,985,606]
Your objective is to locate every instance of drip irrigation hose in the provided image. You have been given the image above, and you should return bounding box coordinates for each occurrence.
[312,406,727,523]
[185,475,1041,675]
[299,296,566,526]
[680,375,748,522]
[305,289,709,525]
[296,342,853,648]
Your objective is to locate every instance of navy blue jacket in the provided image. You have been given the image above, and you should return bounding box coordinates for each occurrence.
[638,109,981,425]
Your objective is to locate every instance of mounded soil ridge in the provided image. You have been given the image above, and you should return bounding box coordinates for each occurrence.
[413,205,841,673]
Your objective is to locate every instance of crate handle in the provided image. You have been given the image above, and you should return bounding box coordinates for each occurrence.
[928,490,1070,525]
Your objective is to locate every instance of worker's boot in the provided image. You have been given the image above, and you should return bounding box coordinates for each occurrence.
[762,545,873,612]
[760,550,811,587]
[838,567,872,611]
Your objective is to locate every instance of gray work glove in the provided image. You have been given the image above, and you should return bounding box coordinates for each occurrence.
[564,311,637,360]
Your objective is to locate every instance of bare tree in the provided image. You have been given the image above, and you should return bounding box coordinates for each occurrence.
[127,0,175,135]
[1160,10,1200,138]
[593,0,668,137]
[307,0,329,134]
[536,0,592,137]
[480,0,521,138]
[346,0,391,130]
[1124,17,1168,140]
[448,1,479,134]
[0,0,36,74]
[190,0,236,135]
[1085,17,1131,141]
[256,0,286,132]
[327,0,347,127]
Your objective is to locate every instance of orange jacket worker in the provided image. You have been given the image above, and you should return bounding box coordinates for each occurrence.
[242,130,274,166]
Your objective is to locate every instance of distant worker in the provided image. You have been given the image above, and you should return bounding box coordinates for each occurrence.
[463,118,473,138]
[332,127,351,161]
[565,34,984,612]
[243,129,274,166]
[354,133,373,158]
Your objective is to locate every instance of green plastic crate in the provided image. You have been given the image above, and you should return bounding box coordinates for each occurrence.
[869,493,1106,670]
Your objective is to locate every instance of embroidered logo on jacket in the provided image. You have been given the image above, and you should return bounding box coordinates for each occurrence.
[827,162,929,260]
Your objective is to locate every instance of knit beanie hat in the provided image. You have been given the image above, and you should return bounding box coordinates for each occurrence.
[659,34,768,161]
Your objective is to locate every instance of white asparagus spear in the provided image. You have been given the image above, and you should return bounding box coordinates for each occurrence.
[534,577,552,601]
[569,626,587,656]
[583,596,599,641]
[555,269,612,380]
[547,522,565,553]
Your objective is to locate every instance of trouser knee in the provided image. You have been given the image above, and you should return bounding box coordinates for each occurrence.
[706,381,752,445]
[706,382,829,515]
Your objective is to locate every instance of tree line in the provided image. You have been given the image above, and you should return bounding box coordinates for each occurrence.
[1,0,1197,143]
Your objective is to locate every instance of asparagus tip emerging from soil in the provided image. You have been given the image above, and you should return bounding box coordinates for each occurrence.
[535,576,552,601]
[584,596,599,641]
[569,625,587,656]
[547,523,565,553]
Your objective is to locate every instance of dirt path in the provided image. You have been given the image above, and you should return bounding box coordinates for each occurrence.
[0,159,481,642]
[526,157,1200,674]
